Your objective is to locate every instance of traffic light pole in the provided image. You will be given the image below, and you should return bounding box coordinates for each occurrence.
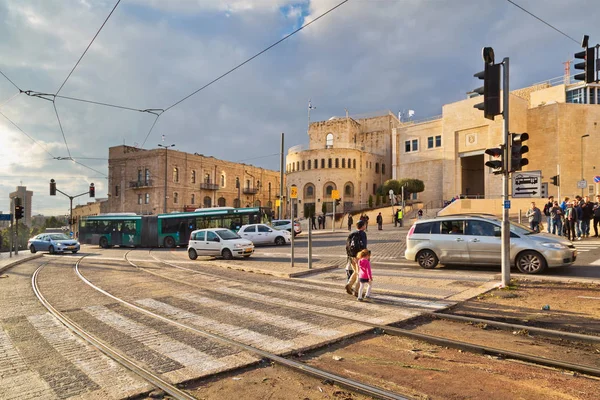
[501,57,511,288]
[54,188,90,235]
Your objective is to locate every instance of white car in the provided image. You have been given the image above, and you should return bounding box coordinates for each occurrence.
[187,228,254,260]
[238,224,291,246]
[271,219,302,236]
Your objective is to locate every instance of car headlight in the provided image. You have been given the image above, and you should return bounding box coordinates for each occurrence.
[234,243,244,248]
[541,242,568,249]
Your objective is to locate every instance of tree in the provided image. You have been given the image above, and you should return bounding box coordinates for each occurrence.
[368,195,373,208]
[382,178,425,200]
[321,202,327,214]
[375,194,381,207]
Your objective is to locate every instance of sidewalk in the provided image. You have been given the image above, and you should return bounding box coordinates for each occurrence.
[0,251,43,274]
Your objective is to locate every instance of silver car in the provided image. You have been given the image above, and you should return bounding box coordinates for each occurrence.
[405,215,576,274]
[28,233,81,254]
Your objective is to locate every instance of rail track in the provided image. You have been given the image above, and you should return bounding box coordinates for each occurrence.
[33,256,412,400]
[130,249,600,378]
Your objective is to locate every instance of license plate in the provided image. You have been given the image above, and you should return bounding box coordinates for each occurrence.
[245,248,253,253]
[67,246,75,250]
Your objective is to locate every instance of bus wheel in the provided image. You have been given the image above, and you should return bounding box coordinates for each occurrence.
[164,236,176,248]
[188,248,198,260]
[99,237,108,249]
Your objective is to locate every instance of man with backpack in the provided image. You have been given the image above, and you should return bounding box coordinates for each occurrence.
[345,220,367,296]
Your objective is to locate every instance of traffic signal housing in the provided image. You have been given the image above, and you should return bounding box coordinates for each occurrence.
[89,183,95,198]
[15,205,24,220]
[510,133,529,172]
[473,62,501,120]
[550,175,560,186]
[335,199,341,207]
[574,47,596,84]
[50,179,56,196]
[484,146,504,175]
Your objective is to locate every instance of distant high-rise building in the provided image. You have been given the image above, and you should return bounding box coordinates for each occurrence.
[9,186,33,227]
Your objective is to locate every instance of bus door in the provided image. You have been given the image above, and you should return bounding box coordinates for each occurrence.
[111,221,123,246]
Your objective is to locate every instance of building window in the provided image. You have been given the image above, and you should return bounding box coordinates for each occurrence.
[435,135,442,147]
[221,174,225,187]
[218,197,226,206]
[382,164,386,174]
[204,196,211,207]
[335,158,339,168]
[321,159,325,168]
[145,169,150,184]
[345,184,353,196]
[326,133,334,148]
[235,177,240,189]
[353,159,356,169]
[373,184,377,195]
[268,182,271,192]
[246,179,251,189]
[325,185,334,196]
[347,158,351,168]
[173,192,179,204]
[191,170,196,184]
[302,160,305,170]
[307,160,311,170]
[306,185,314,197]
[173,167,179,183]
[375,163,379,173]
[137,169,142,182]
[138,194,142,205]
[115,185,120,197]
[328,158,332,168]
[405,139,419,152]
[145,193,150,204]
[296,161,300,171]
[427,135,442,148]
[314,159,318,169]
[234,198,240,207]
[342,159,346,168]
[204,173,210,183]
[566,88,586,104]
[191,194,195,204]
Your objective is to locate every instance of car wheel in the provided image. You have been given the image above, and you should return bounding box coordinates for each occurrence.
[48,245,55,255]
[275,237,286,245]
[516,250,547,274]
[164,236,176,248]
[416,249,439,269]
[30,245,36,254]
[222,249,233,260]
[99,237,109,249]
[188,248,198,260]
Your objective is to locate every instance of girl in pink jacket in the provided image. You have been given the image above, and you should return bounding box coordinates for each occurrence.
[356,249,373,301]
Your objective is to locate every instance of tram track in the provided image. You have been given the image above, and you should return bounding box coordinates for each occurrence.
[129,249,600,378]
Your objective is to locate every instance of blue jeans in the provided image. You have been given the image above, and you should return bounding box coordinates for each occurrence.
[546,216,552,233]
[552,218,562,236]
[581,219,590,236]
[575,221,582,238]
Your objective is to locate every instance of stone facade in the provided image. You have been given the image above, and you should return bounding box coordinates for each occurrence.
[106,146,282,216]
[285,114,396,218]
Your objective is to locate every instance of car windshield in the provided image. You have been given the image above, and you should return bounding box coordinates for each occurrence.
[508,221,536,235]
[215,229,240,240]
[49,234,71,240]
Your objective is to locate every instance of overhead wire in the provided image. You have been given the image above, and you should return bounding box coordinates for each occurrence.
[52,102,72,159]
[0,68,21,91]
[56,0,122,95]
[506,0,580,45]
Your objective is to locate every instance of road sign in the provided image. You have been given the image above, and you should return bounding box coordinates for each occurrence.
[0,214,11,221]
[331,189,340,200]
[290,186,298,199]
[594,176,600,183]
[504,200,511,209]
[512,170,542,198]
[578,180,588,189]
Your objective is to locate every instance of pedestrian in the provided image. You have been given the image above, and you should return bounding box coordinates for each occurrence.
[560,197,569,236]
[593,195,600,237]
[345,220,367,296]
[526,202,542,232]
[356,249,373,301]
[347,214,353,231]
[417,209,423,219]
[574,200,583,240]
[364,214,370,231]
[550,201,563,236]
[376,212,383,230]
[394,209,398,227]
[543,196,554,233]
[311,214,317,230]
[581,196,593,238]
[317,215,323,229]
[565,201,578,241]
[396,209,403,227]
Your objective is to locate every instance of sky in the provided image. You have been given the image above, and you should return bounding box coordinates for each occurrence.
[0,0,598,216]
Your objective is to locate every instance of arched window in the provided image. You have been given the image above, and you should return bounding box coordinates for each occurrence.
[221,174,226,187]
[347,158,351,168]
[173,192,179,204]
[342,159,346,168]
[353,159,356,169]
[191,194,195,204]
[218,197,226,207]
[326,133,334,148]
[145,193,150,204]
[304,184,315,198]
[321,159,325,168]
[328,158,332,168]
[233,198,240,208]
[296,161,300,171]
[307,160,311,170]
[254,200,261,207]
[267,200,272,208]
[173,167,179,183]
[191,170,196,184]
[203,196,212,207]
[345,184,353,197]
[314,159,318,169]
[324,184,335,196]
[335,158,339,168]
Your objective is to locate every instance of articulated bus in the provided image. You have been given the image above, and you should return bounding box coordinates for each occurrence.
[79,207,271,248]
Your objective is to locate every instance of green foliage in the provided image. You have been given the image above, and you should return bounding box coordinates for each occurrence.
[321,202,327,214]
[368,195,373,208]
[44,216,63,229]
[382,178,425,200]
[375,194,381,206]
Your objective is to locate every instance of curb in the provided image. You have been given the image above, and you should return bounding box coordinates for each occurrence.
[206,260,338,279]
[0,254,44,275]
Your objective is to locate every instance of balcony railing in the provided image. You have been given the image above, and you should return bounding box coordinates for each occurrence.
[129,180,153,188]
[243,187,259,194]
[200,182,219,190]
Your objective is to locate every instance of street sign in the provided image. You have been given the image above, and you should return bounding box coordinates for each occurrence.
[290,186,298,199]
[512,171,542,198]
[275,199,280,207]
[0,214,11,221]
[578,180,588,189]
[331,189,340,200]
[594,176,600,183]
[504,200,511,209]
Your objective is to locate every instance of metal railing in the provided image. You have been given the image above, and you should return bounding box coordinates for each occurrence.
[129,180,153,188]
[200,182,219,190]
[243,187,259,194]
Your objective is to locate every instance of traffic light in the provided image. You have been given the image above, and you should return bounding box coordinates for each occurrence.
[510,133,529,172]
[89,183,95,197]
[574,47,596,84]
[50,179,56,196]
[484,146,504,175]
[473,48,501,120]
[15,205,24,220]
[335,199,341,207]
[550,175,560,186]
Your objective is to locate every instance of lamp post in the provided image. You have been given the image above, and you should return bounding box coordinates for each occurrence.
[581,134,589,196]
[158,144,175,213]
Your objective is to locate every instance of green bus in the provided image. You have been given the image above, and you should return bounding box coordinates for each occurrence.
[79,207,271,248]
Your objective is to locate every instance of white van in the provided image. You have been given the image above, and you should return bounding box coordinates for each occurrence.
[188,228,254,260]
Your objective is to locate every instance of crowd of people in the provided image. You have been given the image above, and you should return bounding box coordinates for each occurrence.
[531,195,600,241]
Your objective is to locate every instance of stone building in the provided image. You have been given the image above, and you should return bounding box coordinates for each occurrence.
[106,145,282,216]
[9,186,33,227]
[285,113,396,218]
[396,79,600,207]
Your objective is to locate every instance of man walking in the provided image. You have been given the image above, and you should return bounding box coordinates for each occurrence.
[376,212,383,230]
[581,196,593,238]
[347,214,353,231]
[345,220,367,296]
[593,195,600,237]
[543,196,554,233]
[397,209,403,227]
[526,202,542,232]
[311,214,317,230]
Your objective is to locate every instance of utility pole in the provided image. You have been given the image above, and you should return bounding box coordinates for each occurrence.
[49,179,94,236]
[279,133,284,219]
[501,57,510,288]
[158,143,175,213]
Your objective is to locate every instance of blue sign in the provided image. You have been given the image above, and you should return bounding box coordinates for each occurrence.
[504,200,511,209]
[0,214,11,221]
[594,176,600,183]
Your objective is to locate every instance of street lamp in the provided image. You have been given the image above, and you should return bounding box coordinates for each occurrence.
[581,134,590,196]
[158,143,175,213]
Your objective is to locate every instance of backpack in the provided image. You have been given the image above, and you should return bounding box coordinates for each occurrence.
[346,231,364,257]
